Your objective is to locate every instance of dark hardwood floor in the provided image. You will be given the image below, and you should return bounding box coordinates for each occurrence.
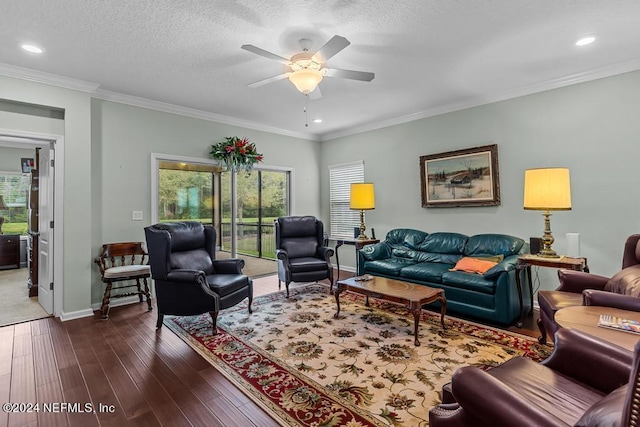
[0,272,542,427]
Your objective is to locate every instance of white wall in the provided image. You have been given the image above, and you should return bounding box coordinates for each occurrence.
[321,70,640,288]
[0,146,36,172]
[91,99,322,303]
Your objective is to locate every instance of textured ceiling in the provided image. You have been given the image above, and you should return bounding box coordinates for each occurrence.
[1,1,640,140]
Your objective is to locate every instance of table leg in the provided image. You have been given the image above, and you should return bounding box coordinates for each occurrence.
[334,241,344,287]
[515,267,525,328]
[438,296,447,329]
[333,284,343,319]
[409,301,421,346]
[525,266,533,316]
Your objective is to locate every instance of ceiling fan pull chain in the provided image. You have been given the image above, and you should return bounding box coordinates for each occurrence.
[304,95,309,127]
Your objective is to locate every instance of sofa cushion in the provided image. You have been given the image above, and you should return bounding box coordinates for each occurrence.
[604,264,640,296]
[281,236,318,258]
[450,257,498,274]
[363,258,417,276]
[385,228,429,249]
[465,234,524,257]
[400,262,453,284]
[391,247,461,264]
[441,271,496,294]
[418,232,468,254]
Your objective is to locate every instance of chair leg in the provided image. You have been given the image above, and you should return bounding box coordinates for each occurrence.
[248,294,253,314]
[537,318,547,345]
[136,278,143,303]
[100,281,112,319]
[285,281,290,298]
[142,277,152,311]
[210,311,219,335]
[156,313,164,329]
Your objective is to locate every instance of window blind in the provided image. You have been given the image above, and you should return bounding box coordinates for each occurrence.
[329,161,364,239]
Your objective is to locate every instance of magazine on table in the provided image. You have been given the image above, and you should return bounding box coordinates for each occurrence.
[597,314,640,334]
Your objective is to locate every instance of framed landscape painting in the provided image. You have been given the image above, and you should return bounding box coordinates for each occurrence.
[420,144,500,208]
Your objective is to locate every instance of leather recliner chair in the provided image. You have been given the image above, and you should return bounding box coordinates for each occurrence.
[429,328,638,427]
[275,216,334,298]
[537,234,640,344]
[144,221,252,333]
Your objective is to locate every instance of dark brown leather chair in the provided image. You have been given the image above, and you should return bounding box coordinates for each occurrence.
[275,216,334,298]
[144,221,252,333]
[429,328,637,427]
[537,234,640,344]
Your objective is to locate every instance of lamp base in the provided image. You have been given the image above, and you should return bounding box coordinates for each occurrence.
[537,211,560,258]
[357,210,368,240]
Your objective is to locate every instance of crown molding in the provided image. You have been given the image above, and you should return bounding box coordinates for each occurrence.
[92,89,320,141]
[0,63,100,93]
[319,57,640,141]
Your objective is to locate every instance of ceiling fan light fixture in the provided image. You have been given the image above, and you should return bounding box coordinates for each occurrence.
[289,69,323,94]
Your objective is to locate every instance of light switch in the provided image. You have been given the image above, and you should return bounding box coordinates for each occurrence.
[132,211,143,221]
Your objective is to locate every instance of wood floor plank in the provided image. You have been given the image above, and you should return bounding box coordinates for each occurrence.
[32,334,59,387]
[0,327,14,376]
[0,373,11,427]
[36,380,69,427]
[8,354,37,427]
[61,385,99,427]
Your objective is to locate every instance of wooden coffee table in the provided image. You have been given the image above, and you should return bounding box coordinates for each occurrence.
[555,306,640,351]
[334,275,446,346]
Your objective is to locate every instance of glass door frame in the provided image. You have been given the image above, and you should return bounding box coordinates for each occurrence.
[151,153,294,255]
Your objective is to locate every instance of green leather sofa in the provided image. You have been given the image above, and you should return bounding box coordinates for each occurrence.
[357,228,528,325]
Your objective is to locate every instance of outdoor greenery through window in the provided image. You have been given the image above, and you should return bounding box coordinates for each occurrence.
[157,160,289,260]
[329,160,364,239]
[0,173,30,235]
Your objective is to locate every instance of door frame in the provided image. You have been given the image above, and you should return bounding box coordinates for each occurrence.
[0,128,64,317]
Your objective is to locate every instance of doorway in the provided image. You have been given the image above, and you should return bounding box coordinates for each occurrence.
[0,136,56,325]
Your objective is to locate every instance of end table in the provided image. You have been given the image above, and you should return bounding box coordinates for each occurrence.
[515,254,589,328]
[333,237,379,282]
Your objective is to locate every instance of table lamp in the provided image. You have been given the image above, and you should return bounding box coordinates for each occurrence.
[0,195,8,235]
[350,183,375,240]
[523,168,571,258]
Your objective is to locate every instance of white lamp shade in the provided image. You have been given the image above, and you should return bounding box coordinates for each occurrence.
[523,168,572,211]
[350,183,375,210]
[288,69,323,94]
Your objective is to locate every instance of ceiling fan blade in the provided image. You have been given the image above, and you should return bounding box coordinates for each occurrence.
[312,35,350,62]
[247,73,290,88]
[308,86,322,100]
[325,68,375,82]
[241,44,290,64]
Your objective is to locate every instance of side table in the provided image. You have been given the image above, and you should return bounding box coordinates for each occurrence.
[515,254,589,328]
[333,237,379,282]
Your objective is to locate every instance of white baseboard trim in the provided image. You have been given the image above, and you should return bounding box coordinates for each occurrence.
[59,308,94,322]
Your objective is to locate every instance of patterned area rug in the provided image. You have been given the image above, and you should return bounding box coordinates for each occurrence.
[165,283,551,426]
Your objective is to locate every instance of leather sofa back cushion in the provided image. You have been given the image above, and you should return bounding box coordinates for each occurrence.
[385,228,430,250]
[418,232,468,254]
[154,222,206,252]
[465,234,524,257]
[170,248,215,274]
[604,264,640,296]
[282,237,318,258]
[390,248,461,264]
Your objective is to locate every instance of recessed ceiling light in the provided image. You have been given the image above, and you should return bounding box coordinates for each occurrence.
[21,44,44,54]
[313,118,322,123]
[575,36,596,47]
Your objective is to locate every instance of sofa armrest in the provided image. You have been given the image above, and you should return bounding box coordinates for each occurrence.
[542,328,632,393]
[583,289,640,311]
[212,258,245,274]
[447,366,566,427]
[482,255,517,280]
[359,241,391,261]
[556,269,609,293]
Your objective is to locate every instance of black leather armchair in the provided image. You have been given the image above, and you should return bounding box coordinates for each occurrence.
[144,221,252,333]
[275,216,334,298]
[429,328,637,427]
[537,234,640,344]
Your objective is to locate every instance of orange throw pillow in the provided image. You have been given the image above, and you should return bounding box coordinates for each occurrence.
[450,257,498,274]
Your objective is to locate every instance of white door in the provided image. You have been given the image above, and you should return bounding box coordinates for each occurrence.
[38,146,54,314]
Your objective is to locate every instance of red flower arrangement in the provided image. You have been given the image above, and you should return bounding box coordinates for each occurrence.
[210,136,264,173]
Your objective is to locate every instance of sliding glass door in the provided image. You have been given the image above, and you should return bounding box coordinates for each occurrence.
[220,169,290,260]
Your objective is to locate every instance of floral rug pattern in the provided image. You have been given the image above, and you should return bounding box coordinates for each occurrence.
[165,283,551,426]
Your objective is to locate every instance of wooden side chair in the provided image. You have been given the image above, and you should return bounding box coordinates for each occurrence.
[94,242,152,319]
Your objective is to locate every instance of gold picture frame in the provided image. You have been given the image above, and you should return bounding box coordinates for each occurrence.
[420,144,500,208]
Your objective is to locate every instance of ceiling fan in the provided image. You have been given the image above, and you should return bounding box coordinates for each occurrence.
[241,35,375,99]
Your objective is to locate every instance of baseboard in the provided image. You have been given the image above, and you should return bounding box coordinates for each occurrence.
[90,295,153,311]
[59,308,94,322]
